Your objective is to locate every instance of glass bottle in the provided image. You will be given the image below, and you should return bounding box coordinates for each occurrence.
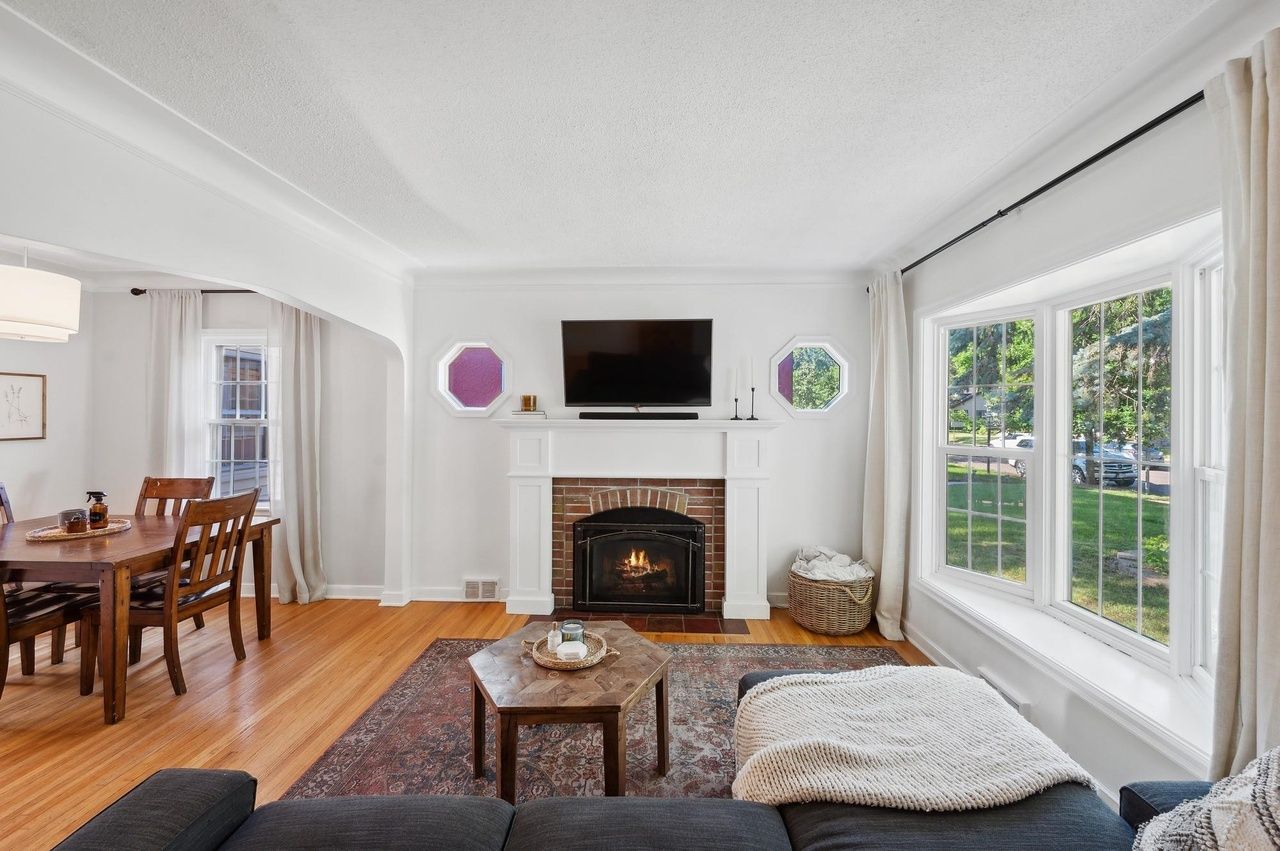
[87,491,109,530]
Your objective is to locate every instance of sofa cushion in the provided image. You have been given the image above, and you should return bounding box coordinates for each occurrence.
[55,768,256,851]
[738,670,825,702]
[504,797,791,851]
[781,782,1133,851]
[220,796,514,850]
[1119,780,1214,829]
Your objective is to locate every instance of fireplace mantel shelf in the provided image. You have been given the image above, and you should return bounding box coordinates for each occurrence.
[497,418,780,431]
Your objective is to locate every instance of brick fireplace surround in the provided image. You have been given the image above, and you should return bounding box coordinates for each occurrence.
[551,478,726,612]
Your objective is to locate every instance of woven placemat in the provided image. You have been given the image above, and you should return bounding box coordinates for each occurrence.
[25,518,133,542]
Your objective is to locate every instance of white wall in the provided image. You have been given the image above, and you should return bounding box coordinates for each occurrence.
[411,282,868,601]
[0,292,94,517]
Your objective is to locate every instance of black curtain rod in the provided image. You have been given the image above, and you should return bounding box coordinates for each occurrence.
[892,89,1208,281]
[128,287,252,296]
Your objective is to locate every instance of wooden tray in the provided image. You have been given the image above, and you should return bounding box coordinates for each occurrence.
[25,518,133,542]
[522,630,619,671]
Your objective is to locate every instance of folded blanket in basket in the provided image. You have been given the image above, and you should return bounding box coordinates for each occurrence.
[733,666,1093,811]
[791,545,873,582]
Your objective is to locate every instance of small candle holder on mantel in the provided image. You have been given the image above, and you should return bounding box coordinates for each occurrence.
[747,386,758,421]
[732,396,742,421]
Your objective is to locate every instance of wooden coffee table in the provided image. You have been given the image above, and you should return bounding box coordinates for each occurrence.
[468,620,671,803]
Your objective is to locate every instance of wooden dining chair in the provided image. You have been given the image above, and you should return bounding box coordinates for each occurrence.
[0,481,13,525]
[131,476,217,636]
[56,476,218,652]
[135,477,216,516]
[80,489,259,697]
[1,482,96,692]
[1,584,92,701]
[1,481,84,678]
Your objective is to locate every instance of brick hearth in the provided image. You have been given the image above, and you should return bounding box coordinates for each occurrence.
[551,478,726,612]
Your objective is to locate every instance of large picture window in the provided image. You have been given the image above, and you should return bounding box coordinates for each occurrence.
[918,227,1225,681]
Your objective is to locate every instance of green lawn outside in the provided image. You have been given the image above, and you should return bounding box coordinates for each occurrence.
[946,463,1170,644]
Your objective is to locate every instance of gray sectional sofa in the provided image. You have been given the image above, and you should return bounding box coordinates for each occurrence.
[56,670,1213,850]
[53,769,1212,851]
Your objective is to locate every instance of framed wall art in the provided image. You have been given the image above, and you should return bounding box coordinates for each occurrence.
[0,372,47,440]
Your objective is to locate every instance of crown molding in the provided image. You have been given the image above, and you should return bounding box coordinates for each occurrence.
[0,4,417,284]
[413,265,869,290]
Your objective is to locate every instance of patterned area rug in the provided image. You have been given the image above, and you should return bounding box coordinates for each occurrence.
[286,639,905,802]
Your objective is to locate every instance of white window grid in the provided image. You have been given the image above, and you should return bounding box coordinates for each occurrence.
[937,316,1037,593]
[205,334,274,507]
[917,250,1225,680]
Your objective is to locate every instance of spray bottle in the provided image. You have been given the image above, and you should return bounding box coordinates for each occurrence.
[86,491,109,530]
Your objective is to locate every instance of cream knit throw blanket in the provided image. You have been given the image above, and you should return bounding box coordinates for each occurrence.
[733,666,1093,811]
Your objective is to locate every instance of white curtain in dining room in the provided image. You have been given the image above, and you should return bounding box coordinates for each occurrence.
[862,270,911,641]
[145,290,204,477]
[268,301,327,604]
[1206,28,1280,778]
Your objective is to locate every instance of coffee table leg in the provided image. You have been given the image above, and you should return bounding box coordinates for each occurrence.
[603,713,626,796]
[656,670,669,776]
[496,714,518,803]
[472,683,485,779]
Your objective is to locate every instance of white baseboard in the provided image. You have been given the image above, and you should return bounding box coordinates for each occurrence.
[411,585,470,602]
[767,591,789,608]
[240,582,279,598]
[723,598,771,620]
[379,590,409,607]
[326,584,383,600]
[902,619,963,670]
[503,594,554,615]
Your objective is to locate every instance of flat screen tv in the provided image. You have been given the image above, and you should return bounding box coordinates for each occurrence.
[562,319,713,407]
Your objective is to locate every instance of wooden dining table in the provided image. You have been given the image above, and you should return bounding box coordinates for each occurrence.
[0,514,280,724]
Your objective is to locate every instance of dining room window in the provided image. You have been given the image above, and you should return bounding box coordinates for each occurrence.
[205,335,274,507]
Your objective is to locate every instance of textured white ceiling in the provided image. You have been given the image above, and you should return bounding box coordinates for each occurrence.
[7,0,1210,271]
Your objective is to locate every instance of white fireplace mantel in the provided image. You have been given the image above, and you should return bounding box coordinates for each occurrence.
[497,419,780,619]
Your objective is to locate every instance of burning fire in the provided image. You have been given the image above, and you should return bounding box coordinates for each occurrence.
[618,548,666,579]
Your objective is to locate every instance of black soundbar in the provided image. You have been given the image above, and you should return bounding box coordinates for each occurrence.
[578,412,700,420]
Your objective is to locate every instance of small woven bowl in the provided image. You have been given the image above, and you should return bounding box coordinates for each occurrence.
[523,630,619,671]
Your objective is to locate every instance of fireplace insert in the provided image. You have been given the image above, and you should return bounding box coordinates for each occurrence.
[573,506,704,614]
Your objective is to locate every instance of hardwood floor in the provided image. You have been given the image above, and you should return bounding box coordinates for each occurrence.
[0,599,927,849]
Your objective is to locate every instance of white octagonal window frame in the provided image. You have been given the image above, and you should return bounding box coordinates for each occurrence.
[434,339,512,417]
[769,335,850,418]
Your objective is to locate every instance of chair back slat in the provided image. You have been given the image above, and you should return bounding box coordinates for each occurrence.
[166,490,258,604]
[135,477,215,517]
[0,483,17,593]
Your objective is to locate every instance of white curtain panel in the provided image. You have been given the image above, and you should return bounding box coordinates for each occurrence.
[1207,30,1280,778]
[268,302,327,604]
[145,290,204,477]
[862,270,911,641]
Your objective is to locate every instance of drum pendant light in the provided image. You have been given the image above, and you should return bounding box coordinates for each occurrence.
[0,248,81,342]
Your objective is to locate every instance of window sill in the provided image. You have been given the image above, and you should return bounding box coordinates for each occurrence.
[913,573,1211,776]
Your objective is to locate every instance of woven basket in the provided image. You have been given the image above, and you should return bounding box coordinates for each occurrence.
[788,570,875,635]
[522,630,619,671]
[25,518,133,542]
